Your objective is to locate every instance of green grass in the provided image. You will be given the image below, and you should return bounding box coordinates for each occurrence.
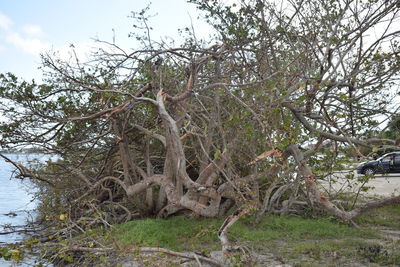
[111,216,223,251]
[98,209,400,266]
[72,204,400,266]
[233,216,375,241]
[355,204,400,228]
[110,215,376,253]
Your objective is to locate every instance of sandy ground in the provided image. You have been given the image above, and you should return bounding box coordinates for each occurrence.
[319,171,400,197]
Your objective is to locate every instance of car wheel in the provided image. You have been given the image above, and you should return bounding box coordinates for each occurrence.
[364,168,375,175]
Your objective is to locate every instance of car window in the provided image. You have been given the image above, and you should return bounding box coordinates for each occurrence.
[381,155,394,163]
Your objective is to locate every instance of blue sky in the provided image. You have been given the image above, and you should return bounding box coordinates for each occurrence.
[0,0,214,81]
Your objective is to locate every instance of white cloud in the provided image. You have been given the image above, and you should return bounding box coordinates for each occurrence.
[0,12,47,56]
[4,28,98,60]
[5,32,50,56]
[21,24,43,36]
[0,11,13,30]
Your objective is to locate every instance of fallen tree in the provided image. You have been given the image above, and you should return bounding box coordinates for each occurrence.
[0,2,400,262]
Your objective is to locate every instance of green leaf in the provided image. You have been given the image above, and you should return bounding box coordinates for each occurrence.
[214,149,222,159]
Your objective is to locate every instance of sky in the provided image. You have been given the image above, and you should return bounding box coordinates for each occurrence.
[0,0,214,81]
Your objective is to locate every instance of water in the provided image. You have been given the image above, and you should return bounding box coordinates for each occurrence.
[0,153,43,266]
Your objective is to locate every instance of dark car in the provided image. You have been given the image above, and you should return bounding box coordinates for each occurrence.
[357,152,400,175]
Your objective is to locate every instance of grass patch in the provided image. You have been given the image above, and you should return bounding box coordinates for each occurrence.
[234,216,376,241]
[110,215,376,253]
[103,213,400,266]
[355,204,400,228]
[82,205,400,266]
[111,216,223,251]
[290,239,370,257]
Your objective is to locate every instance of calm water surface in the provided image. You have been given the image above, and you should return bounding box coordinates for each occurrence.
[0,153,46,266]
